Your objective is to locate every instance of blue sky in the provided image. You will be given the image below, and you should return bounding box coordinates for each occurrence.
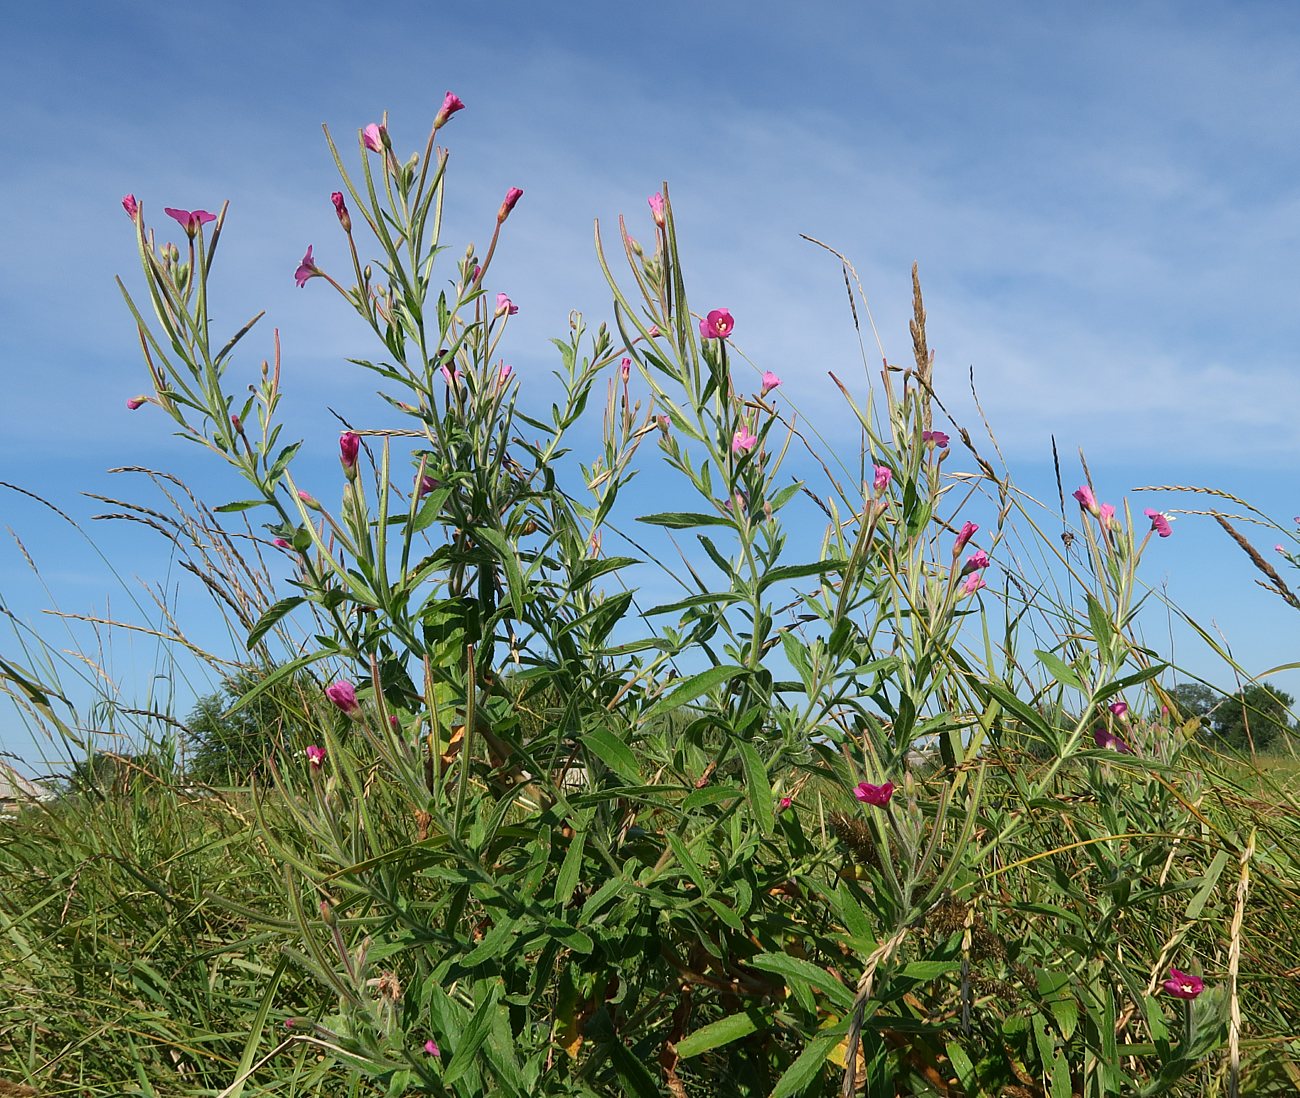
[3,0,1299,774]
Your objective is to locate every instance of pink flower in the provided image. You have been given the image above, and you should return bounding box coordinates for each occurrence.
[497,186,524,222]
[495,292,518,316]
[440,363,462,386]
[961,550,989,575]
[1277,544,1286,554]
[954,521,978,553]
[922,429,950,448]
[699,308,735,340]
[305,744,326,770]
[761,371,782,397]
[339,432,360,475]
[778,796,793,812]
[1144,509,1173,538]
[1099,503,1116,530]
[331,191,351,233]
[731,423,758,455]
[1109,701,1128,718]
[122,194,139,220]
[498,363,514,386]
[423,1038,441,1057]
[434,91,465,128]
[273,537,291,549]
[872,465,892,493]
[1073,485,1100,517]
[417,474,441,497]
[648,192,666,228]
[125,395,148,410]
[294,245,319,288]
[164,207,217,237]
[1162,966,1204,1000]
[325,680,362,719]
[854,781,894,807]
[620,357,631,382]
[961,572,987,595]
[362,123,385,152]
[648,324,662,338]
[1093,727,1134,754]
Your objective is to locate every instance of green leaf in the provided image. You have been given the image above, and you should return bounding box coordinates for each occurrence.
[748,953,855,1011]
[443,984,502,1086]
[637,511,733,529]
[736,739,774,836]
[769,1031,840,1098]
[1185,849,1231,918]
[898,960,960,981]
[1034,649,1084,692]
[246,595,305,649]
[214,499,265,513]
[555,831,586,907]
[757,558,846,593]
[675,1010,760,1059]
[642,664,745,721]
[476,527,526,618]
[583,727,641,784]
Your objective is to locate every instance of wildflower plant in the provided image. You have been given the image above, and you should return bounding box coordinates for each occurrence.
[51,102,1271,1096]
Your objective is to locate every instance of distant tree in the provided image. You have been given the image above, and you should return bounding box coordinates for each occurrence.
[184,667,310,785]
[1169,683,1222,725]
[1211,685,1296,753]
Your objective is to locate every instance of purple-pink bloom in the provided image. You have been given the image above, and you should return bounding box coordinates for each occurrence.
[434,91,465,128]
[961,572,987,595]
[126,395,147,410]
[922,429,950,448]
[305,744,326,770]
[339,432,360,474]
[854,781,894,807]
[325,680,362,718]
[873,465,892,493]
[1073,485,1100,517]
[164,207,217,237]
[1144,508,1173,538]
[496,292,518,316]
[732,423,758,455]
[648,192,666,228]
[497,186,524,222]
[761,371,781,397]
[294,245,319,288]
[1092,727,1134,754]
[1162,966,1204,1000]
[699,309,735,340]
[778,795,793,812]
[498,363,514,386]
[620,357,631,382]
[122,194,139,220]
[440,363,462,386]
[417,474,441,498]
[423,1038,441,1057]
[1109,701,1129,718]
[961,550,989,575]
[362,123,384,152]
[273,537,291,549]
[1099,503,1116,530]
[954,521,978,553]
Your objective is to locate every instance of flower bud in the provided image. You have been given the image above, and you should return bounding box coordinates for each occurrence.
[648,192,666,228]
[339,431,360,478]
[331,191,352,234]
[497,186,524,223]
[433,91,465,129]
[126,395,148,410]
[122,194,139,220]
